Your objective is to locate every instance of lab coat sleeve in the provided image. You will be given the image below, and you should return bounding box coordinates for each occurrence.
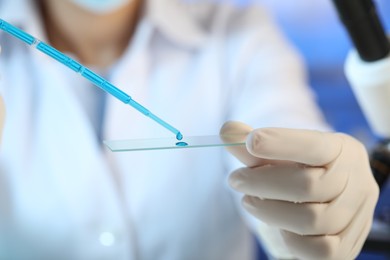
[223,5,329,131]
[220,5,331,259]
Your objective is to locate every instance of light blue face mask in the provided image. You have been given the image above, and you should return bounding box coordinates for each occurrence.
[70,0,134,14]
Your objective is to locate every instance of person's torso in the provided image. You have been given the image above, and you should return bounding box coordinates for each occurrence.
[0,3,255,259]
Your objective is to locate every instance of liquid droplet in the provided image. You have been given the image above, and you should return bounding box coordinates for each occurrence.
[176,132,183,140]
[176,141,188,147]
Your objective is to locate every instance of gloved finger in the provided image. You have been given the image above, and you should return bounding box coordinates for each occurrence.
[220,121,280,167]
[280,231,343,260]
[246,128,343,166]
[229,164,343,203]
[281,189,379,259]
[242,195,358,236]
[280,201,374,260]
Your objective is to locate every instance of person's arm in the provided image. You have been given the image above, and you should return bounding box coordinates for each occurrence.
[220,5,378,259]
[222,5,328,132]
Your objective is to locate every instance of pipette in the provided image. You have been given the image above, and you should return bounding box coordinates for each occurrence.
[0,18,183,140]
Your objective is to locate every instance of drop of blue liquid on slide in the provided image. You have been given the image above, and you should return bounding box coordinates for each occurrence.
[176,132,183,140]
[176,141,188,147]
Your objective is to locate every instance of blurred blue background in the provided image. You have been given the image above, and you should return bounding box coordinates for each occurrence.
[231,0,390,259]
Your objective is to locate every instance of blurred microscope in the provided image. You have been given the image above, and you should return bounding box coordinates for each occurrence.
[332,0,390,255]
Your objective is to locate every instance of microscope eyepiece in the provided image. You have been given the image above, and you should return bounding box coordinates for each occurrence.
[333,0,390,61]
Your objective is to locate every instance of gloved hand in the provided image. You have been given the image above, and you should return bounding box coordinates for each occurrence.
[221,121,379,260]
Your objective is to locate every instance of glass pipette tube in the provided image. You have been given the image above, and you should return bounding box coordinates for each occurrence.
[0,19,183,140]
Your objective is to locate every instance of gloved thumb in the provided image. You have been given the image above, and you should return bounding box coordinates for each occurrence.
[220,121,265,168]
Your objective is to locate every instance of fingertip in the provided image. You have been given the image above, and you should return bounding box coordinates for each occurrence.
[220,121,264,167]
[242,195,255,209]
[220,121,235,135]
[228,168,247,191]
[220,121,253,136]
[220,121,248,146]
[228,169,240,190]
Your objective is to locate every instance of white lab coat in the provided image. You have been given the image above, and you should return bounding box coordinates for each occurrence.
[0,0,329,259]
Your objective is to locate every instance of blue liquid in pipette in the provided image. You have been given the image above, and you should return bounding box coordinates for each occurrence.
[0,19,183,140]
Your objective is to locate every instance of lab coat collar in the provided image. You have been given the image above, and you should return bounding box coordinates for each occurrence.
[0,0,48,41]
[146,0,208,49]
[0,0,28,24]
[0,0,208,50]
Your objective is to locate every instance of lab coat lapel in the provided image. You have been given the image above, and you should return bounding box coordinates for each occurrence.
[29,52,129,245]
[104,19,153,141]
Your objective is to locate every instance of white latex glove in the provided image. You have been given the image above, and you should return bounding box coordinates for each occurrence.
[221,121,379,260]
